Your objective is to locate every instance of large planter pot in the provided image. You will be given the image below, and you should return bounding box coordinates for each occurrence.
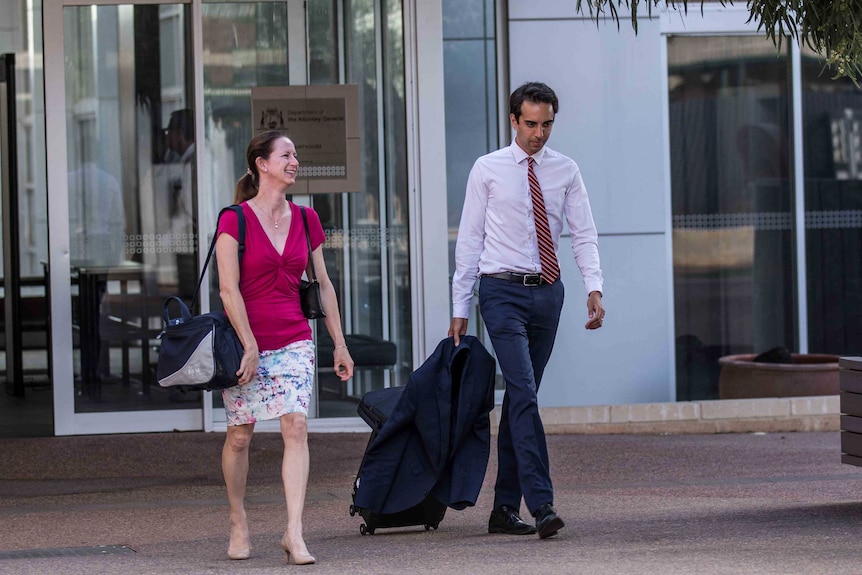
[718,353,840,399]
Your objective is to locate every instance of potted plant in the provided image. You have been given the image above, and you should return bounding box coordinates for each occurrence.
[718,347,840,399]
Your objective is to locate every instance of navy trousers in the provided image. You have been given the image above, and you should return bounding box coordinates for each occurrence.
[478,276,565,515]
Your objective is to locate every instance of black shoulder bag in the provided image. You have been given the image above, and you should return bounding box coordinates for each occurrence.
[299,206,326,319]
[156,205,246,391]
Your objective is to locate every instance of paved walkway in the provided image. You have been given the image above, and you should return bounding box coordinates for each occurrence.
[1,431,862,574]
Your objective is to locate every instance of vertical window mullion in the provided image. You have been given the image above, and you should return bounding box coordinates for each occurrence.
[337,0,352,336]
[374,0,390,345]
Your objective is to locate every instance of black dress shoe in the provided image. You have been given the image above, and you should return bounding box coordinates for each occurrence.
[534,503,564,539]
[488,505,537,535]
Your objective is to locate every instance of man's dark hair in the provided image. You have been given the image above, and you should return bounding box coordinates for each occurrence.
[167,108,194,141]
[509,82,559,122]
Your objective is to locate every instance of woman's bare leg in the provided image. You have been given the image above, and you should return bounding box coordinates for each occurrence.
[279,412,314,563]
[222,423,254,559]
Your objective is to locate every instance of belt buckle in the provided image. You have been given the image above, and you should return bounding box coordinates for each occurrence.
[522,274,541,286]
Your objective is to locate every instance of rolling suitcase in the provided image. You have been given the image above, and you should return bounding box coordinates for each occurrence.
[349,386,447,535]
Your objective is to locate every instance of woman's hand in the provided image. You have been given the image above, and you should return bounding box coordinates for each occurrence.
[334,346,354,381]
[236,348,259,385]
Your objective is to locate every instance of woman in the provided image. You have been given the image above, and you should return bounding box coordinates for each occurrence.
[215,130,354,565]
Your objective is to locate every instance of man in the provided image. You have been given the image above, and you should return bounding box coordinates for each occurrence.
[159,108,196,293]
[449,82,605,539]
[164,108,195,165]
[163,108,196,218]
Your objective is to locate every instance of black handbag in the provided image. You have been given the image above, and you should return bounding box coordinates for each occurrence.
[156,205,246,391]
[299,206,326,320]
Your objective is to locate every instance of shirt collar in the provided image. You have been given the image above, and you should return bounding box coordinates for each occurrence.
[509,139,547,166]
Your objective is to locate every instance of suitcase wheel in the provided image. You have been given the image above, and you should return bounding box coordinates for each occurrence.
[360,523,375,536]
[349,505,356,517]
[425,523,439,531]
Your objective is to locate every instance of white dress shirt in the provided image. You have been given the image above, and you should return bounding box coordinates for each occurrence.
[451,141,603,319]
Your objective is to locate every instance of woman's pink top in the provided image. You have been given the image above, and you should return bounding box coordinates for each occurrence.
[217,201,326,352]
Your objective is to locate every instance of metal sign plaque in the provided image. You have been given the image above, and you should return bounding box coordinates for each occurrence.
[251,85,361,194]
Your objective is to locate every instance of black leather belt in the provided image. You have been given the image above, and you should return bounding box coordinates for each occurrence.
[483,272,548,286]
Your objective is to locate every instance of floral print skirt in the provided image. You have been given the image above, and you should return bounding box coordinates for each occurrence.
[222,339,315,426]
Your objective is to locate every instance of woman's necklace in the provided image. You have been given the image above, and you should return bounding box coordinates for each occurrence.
[254,198,282,229]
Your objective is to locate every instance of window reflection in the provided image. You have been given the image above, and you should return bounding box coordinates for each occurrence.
[442,0,499,386]
[669,36,795,400]
[201,2,290,217]
[201,3,290,420]
[201,1,411,418]
[801,47,862,355]
[64,4,197,412]
[315,0,411,416]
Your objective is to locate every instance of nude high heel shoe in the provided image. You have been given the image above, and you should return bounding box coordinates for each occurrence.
[227,544,251,561]
[280,536,316,565]
[227,526,251,560]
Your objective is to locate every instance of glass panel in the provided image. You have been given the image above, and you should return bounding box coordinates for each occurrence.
[199,1,409,419]
[308,0,338,84]
[64,5,196,412]
[443,39,497,268]
[668,36,795,401]
[309,0,410,417]
[0,0,50,436]
[344,0,382,357]
[444,0,497,276]
[306,0,349,416]
[442,0,498,386]
[442,0,485,39]
[201,2,289,217]
[201,2,290,422]
[801,47,862,354]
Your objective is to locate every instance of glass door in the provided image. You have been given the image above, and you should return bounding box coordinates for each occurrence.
[44,0,412,434]
[46,2,203,433]
[0,0,51,438]
[64,4,197,416]
[44,0,306,435]
[198,0,306,429]
[308,0,412,420]
[199,0,414,428]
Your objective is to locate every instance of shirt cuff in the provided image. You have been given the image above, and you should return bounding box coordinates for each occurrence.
[585,280,603,296]
[452,303,471,319]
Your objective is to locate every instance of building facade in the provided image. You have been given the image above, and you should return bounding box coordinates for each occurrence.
[1,0,859,436]
[446,1,861,409]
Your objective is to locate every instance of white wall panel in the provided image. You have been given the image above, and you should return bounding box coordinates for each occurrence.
[508,0,639,20]
[540,233,673,407]
[506,15,674,407]
[508,0,580,20]
[659,6,760,34]
[509,18,665,235]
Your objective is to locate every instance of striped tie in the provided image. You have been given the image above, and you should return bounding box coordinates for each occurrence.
[528,157,560,283]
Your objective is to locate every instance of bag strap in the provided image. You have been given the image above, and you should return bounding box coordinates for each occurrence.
[300,206,318,283]
[190,204,245,311]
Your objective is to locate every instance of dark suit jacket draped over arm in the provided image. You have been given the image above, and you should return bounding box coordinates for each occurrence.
[353,335,497,515]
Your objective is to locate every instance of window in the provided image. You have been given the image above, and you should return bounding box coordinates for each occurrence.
[801,47,862,355]
[669,36,795,400]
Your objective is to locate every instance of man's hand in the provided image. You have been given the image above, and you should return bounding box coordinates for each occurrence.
[448,317,468,347]
[585,291,605,330]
